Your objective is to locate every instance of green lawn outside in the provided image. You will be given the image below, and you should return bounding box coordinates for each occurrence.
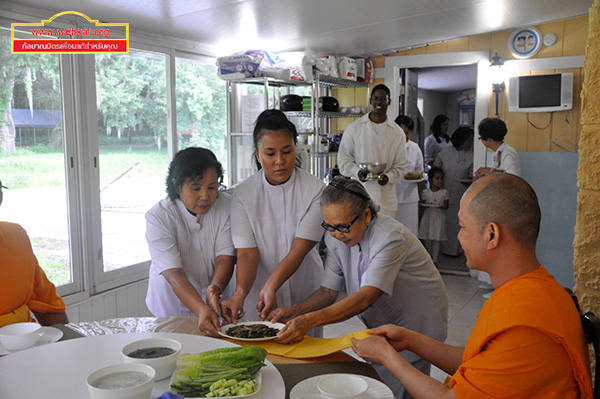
[1,143,169,286]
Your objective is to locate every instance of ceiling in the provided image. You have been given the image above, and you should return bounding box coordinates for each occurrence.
[1,0,592,58]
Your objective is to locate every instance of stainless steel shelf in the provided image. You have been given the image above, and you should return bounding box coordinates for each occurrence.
[226,76,311,87]
[285,111,363,118]
[317,75,370,88]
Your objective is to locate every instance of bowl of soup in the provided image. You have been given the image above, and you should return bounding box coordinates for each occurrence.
[121,337,182,380]
[86,363,155,399]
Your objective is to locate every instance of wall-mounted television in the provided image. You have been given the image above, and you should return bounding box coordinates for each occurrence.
[508,72,573,113]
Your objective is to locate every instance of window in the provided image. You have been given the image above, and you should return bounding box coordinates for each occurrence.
[175,57,228,181]
[1,19,227,303]
[94,50,169,277]
[0,34,79,291]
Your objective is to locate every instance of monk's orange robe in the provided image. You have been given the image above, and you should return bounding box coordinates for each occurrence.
[448,266,592,399]
[0,222,66,327]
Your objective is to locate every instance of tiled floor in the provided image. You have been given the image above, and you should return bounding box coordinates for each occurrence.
[323,264,492,383]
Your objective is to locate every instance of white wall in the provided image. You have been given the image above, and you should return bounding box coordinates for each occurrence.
[65,279,152,323]
[419,89,447,138]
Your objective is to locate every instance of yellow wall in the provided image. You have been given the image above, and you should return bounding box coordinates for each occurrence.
[575,0,600,315]
[334,15,589,152]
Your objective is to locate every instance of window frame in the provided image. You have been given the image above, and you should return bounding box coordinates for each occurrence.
[1,9,223,303]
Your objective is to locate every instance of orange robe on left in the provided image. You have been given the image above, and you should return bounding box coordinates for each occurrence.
[0,222,66,327]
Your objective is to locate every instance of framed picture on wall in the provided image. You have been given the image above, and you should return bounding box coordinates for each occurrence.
[459,107,474,126]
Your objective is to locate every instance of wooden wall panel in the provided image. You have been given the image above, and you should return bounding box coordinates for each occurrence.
[406,47,427,55]
[538,21,565,59]
[564,16,589,57]
[427,42,449,54]
[468,34,491,51]
[447,37,469,53]
[489,30,512,62]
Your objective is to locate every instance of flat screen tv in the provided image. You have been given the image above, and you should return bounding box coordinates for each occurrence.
[508,72,573,113]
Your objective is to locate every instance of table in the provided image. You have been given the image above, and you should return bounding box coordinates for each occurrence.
[0,332,284,398]
[0,317,382,399]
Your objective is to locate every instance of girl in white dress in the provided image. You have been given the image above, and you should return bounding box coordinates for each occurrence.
[221,110,325,334]
[145,147,235,336]
[419,167,449,263]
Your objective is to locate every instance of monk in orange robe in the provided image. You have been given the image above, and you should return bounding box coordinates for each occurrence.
[0,182,68,328]
[351,173,592,399]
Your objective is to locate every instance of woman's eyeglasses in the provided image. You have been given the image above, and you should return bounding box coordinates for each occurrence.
[322,211,363,233]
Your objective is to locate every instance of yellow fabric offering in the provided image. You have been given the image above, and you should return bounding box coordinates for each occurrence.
[224,329,371,358]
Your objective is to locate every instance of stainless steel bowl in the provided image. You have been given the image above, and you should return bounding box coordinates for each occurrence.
[359,162,387,175]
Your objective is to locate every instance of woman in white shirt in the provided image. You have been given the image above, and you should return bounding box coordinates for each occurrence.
[423,114,452,167]
[221,110,325,334]
[394,115,424,235]
[474,117,521,178]
[145,147,235,336]
[267,177,447,399]
[434,127,474,256]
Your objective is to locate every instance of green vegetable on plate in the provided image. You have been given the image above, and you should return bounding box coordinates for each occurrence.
[171,346,266,397]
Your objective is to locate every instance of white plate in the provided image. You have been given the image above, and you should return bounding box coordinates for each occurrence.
[218,321,284,342]
[37,326,63,345]
[290,374,393,399]
[170,368,262,399]
[0,326,63,355]
[404,177,426,183]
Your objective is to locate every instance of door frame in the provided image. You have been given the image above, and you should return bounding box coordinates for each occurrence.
[384,51,490,169]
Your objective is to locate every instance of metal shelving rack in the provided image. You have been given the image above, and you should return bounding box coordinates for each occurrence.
[226,74,370,184]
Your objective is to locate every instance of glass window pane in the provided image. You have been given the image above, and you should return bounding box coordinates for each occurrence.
[175,58,228,182]
[0,36,72,286]
[95,50,169,272]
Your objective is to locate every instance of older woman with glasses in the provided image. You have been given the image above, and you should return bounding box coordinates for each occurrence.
[267,177,448,399]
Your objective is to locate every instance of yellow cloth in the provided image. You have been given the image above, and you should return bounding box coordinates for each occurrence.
[0,222,66,327]
[224,329,371,358]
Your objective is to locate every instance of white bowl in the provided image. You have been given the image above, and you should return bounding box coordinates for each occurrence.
[0,322,42,351]
[86,363,155,399]
[121,337,182,380]
[317,374,368,399]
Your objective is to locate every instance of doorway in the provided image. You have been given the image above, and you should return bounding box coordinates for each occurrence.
[385,52,490,275]
[399,64,478,152]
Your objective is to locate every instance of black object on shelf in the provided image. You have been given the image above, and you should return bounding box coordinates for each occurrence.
[280,94,303,111]
[320,96,339,112]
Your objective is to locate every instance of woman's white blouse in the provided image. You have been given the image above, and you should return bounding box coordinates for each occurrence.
[145,193,235,316]
[231,168,325,320]
[322,214,448,361]
[396,140,424,204]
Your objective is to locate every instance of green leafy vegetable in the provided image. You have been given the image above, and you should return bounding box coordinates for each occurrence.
[171,346,267,397]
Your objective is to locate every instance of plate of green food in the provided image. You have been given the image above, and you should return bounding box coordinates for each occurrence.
[219,321,284,341]
[170,345,266,398]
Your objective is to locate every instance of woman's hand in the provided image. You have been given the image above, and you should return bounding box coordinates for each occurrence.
[206,284,222,315]
[220,293,246,324]
[351,335,398,366]
[257,287,278,320]
[274,314,312,344]
[265,305,298,324]
[197,304,221,337]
